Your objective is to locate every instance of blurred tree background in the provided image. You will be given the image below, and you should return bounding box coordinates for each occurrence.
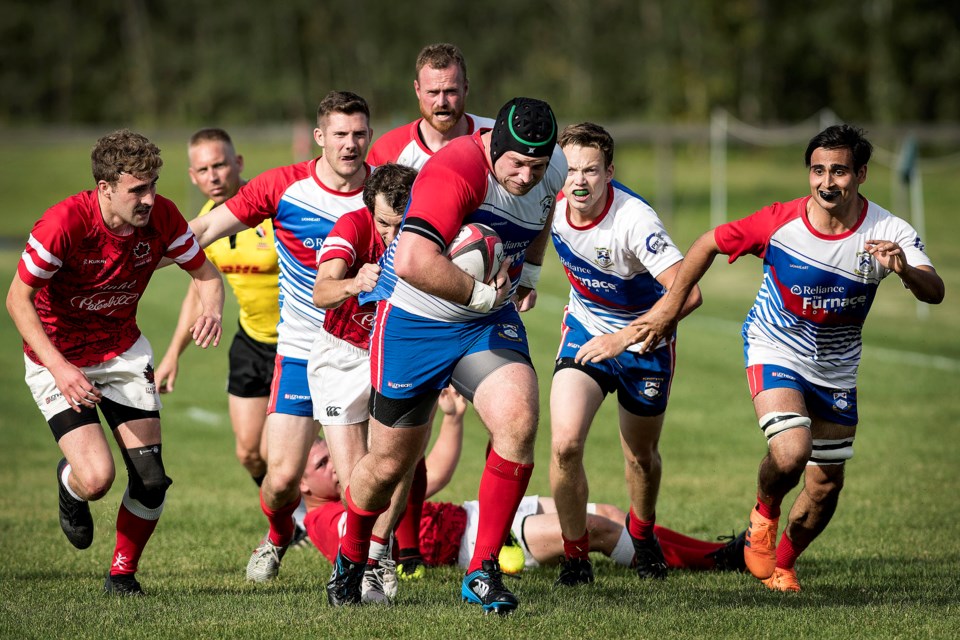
[2,0,958,127]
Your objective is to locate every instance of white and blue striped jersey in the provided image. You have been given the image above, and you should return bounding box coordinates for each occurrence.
[716,196,933,387]
[226,159,367,359]
[552,181,683,352]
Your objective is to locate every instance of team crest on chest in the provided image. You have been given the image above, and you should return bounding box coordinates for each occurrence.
[854,250,874,277]
[594,247,613,269]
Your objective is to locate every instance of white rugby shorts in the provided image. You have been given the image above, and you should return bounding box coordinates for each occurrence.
[307,329,371,425]
[25,334,161,421]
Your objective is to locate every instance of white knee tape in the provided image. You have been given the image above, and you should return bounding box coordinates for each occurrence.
[807,438,855,466]
[759,412,811,442]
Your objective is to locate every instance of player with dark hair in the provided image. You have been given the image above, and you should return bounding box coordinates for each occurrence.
[6,129,224,595]
[188,91,373,583]
[327,97,566,615]
[156,128,281,494]
[549,122,702,587]
[310,162,417,604]
[632,124,944,592]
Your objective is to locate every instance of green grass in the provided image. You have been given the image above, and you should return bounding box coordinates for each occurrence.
[1,131,958,639]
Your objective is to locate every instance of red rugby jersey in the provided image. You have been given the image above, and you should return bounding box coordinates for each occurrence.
[17,191,205,366]
[315,207,386,350]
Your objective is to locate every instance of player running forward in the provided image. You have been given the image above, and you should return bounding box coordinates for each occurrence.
[366,43,496,577]
[548,122,702,586]
[188,91,373,582]
[632,125,944,592]
[6,129,224,596]
[327,97,566,614]
[310,162,418,604]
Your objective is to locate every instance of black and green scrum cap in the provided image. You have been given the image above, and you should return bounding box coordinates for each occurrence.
[489,97,557,166]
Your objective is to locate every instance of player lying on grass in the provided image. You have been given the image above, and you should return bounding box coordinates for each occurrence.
[301,389,746,586]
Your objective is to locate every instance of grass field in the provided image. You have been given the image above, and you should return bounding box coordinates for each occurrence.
[0,129,958,639]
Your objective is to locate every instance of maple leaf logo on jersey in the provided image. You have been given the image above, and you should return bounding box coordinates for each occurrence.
[143,364,155,385]
[133,242,150,259]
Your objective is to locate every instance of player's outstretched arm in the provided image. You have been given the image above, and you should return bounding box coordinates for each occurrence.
[865,239,945,304]
[632,229,721,353]
[155,283,204,393]
[6,275,101,411]
[186,259,224,349]
[189,203,249,248]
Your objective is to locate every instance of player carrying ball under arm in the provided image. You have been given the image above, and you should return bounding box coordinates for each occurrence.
[327,97,566,614]
[631,125,944,592]
[6,129,224,596]
[366,43,496,575]
[548,122,702,587]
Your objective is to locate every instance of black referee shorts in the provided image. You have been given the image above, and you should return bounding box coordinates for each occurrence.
[227,323,277,398]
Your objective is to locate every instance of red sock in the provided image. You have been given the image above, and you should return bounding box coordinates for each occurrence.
[627,508,656,541]
[755,492,782,520]
[562,532,590,561]
[468,450,533,573]
[341,487,387,563]
[111,503,159,576]
[775,531,802,569]
[261,491,299,547]
[653,525,723,570]
[393,458,427,557]
[654,525,724,553]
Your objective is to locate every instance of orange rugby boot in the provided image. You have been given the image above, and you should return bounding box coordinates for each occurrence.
[761,566,801,592]
[743,507,778,579]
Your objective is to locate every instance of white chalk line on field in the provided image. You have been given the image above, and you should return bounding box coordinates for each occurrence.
[186,407,223,425]
[534,293,960,373]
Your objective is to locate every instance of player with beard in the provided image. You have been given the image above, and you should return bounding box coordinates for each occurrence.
[7,129,224,595]
[366,42,496,580]
[631,125,944,592]
[367,43,494,170]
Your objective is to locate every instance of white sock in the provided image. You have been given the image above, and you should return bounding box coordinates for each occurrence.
[60,464,85,502]
[368,539,390,562]
[610,527,635,567]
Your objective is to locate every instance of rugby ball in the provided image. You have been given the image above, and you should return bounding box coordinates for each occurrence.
[444,223,504,284]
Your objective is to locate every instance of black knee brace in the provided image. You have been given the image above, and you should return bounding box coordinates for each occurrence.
[121,444,172,510]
